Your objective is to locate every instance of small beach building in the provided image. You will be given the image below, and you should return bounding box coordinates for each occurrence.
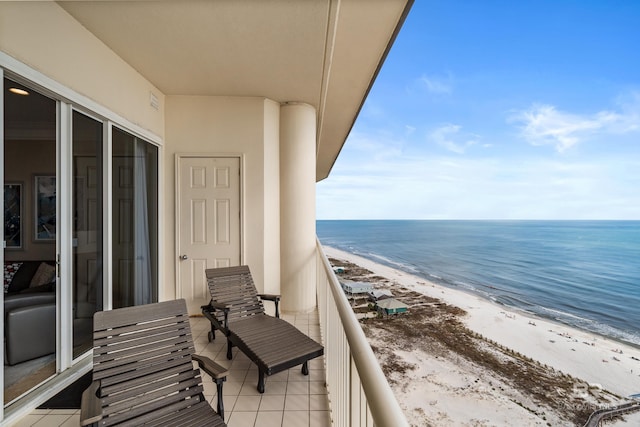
[376,298,409,316]
[333,266,347,274]
[369,289,394,301]
[341,280,374,296]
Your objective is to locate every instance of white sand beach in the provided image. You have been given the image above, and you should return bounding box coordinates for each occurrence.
[323,246,640,426]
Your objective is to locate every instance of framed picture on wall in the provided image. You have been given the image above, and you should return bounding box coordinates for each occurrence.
[4,183,23,249]
[34,175,56,241]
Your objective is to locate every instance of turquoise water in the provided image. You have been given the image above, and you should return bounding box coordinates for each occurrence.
[317,220,640,346]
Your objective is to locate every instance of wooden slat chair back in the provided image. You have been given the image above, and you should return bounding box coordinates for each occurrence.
[204,265,265,327]
[202,265,324,393]
[81,299,226,427]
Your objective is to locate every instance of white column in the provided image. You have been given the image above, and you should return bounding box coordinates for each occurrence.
[280,103,317,313]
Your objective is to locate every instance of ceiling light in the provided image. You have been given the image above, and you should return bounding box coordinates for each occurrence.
[9,87,29,96]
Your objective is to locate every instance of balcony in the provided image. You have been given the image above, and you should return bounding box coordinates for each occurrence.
[12,241,407,427]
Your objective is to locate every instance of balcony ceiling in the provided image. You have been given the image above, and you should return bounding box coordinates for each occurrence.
[56,0,412,181]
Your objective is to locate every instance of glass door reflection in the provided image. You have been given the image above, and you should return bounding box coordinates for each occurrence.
[72,110,103,358]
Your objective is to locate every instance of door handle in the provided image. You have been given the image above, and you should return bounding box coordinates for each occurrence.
[180,254,188,260]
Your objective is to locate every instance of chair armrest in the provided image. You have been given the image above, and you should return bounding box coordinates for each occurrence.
[80,381,102,426]
[258,294,281,318]
[192,354,229,419]
[202,300,231,330]
[209,300,231,313]
[208,301,231,329]
[192,354,229,381]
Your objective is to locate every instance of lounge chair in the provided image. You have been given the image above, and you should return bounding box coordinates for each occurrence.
[80,299,228,426]
[201,265,324,393]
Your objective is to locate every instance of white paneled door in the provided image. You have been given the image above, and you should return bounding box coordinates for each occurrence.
[177,156,241,314]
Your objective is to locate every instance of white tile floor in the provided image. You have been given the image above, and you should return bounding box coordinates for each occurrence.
[9,311,331,427]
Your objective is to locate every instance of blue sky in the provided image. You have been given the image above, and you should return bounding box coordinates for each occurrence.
[316,1,640,220]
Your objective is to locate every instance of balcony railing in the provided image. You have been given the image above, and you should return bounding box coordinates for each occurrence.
[316,238,409,427]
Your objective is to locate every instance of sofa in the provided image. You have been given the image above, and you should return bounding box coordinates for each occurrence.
[4,261,56,365]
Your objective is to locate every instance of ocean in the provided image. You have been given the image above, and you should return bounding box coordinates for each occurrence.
[316,220,640,347]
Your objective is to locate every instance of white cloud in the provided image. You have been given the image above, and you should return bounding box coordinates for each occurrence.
[428,124,478,154]
[318,94,640,220]
[511,94,640,152]
[612,91,640,132]
[340,129,406,164]
[419,74,453,94]
[511,105,603,152]
[317,153,640,220]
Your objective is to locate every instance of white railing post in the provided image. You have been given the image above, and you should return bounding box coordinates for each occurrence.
[316,238,409,427]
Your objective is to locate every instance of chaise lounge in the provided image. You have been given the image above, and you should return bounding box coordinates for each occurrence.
[81,299,228,426]
[201,265,324,393]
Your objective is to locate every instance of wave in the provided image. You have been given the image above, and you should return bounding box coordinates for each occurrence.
[359,251,421,274]
[415,267,640,347]
[534,306,640,346]
[539,306,595,322]
[453,280,478,292]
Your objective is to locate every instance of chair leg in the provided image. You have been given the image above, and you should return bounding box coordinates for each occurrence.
[257,369,265,393]
[215,377,226,420]
[302,361,309,375]
[208,325,216,342]
[226,339,233,360]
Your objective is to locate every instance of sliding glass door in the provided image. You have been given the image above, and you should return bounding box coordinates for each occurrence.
[72,111,103,359]
[112,128,158,308]
[3,77,57,406]
[2,73,160,413]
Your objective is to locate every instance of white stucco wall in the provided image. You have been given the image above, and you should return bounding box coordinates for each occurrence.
[0,2,164,138]
[164,96,281,299]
